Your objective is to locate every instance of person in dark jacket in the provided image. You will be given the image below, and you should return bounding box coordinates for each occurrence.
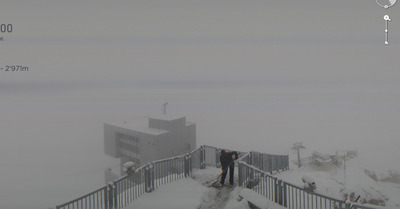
[219,149,238,185]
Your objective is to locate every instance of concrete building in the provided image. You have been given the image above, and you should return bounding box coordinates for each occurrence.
[104,114,196,179]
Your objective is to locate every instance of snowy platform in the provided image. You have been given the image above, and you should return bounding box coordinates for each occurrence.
[123,178,206,209]
[239,188,287,209]
[124,168,290,209]
[125,167,249,209]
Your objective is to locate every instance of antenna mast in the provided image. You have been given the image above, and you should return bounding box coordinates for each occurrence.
[162,102,168,114]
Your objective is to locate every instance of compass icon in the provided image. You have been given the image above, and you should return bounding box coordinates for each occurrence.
[376,0,397,9]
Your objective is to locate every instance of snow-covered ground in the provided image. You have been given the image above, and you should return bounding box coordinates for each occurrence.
[124,159,400,209]
[276,152,400,208]
[125,167,286,209]
[124,178,207,209]
[2,0,400,208]
[125,168,247,209]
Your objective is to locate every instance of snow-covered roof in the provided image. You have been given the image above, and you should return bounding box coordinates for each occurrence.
[107,120,169,136]
[147,113,185,121]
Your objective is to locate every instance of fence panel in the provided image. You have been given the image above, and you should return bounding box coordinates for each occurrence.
[239,161,351,209]
[190,147,203,170]
[153,156,186,189]
[112,165,147,209]
[249,152,289,173]
[56,186,109,209]
[284,182,345,209]
[204,145,218,167]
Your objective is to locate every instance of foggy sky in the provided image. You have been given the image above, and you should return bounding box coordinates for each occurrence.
[1,0,400,208]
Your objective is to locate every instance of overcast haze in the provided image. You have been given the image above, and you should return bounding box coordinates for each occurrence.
[1,0,400,208]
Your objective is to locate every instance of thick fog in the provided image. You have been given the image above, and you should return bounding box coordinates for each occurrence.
[1,0,400,208]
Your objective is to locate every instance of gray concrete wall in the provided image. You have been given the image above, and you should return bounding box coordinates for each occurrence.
[149,117,186,133]
[186,123,196,151]
[104,123,158,166]
[155,132,175,160]
[105,116,196,170]
[104,123,119,158]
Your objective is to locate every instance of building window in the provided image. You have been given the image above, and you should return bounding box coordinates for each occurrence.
[117,133,140,163]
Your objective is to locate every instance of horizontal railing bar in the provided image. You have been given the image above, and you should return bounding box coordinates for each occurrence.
[152,155,187,164]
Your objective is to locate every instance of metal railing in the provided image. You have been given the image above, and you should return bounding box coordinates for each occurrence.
[238,161,356,209]
[56,150,192,209]
[56,145,215,209]
[56,143,388,209]
[56,145,290,209]
[55,185,109,209]
[249,151,289,173]
[204,145,219,167]
[190,146,204,170]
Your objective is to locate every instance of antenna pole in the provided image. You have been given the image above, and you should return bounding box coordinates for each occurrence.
[163,102,168,114]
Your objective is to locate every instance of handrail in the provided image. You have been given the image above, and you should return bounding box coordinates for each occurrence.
[238,160,347,209]
[56,186,108,209]
[56,145,289,209]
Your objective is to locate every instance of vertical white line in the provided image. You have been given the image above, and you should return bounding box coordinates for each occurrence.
[385,18,389,45]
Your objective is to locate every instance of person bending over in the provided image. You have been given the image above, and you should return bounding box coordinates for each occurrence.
[219,149,238,185]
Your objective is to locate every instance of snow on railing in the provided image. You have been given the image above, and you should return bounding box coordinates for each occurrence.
[238,161,344,209]
[237,161,389,209]
[55,145,290,209]
[56,146,205,209]
[249,151,289,173]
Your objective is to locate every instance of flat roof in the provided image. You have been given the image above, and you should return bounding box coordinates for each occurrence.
[147,114,185,121]
[106,120,169,136]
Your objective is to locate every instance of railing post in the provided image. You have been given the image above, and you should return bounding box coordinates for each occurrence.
[249,151,253,166]
[145,165,149,192]
[216,148,220,168]
[273,179,284,206]
[145,164,154,193]
[283,181,287,207]
[200,146,205,169]
[104,186,109,209]
[250,166,254,182]
[107,183,114,209]
[269,156,273,174]
[113,181,118,209]
[274,177,278,203]
[151,162,155,190]
[189,153,192,175]
[184,154,190,177]
[238,161,243,187]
